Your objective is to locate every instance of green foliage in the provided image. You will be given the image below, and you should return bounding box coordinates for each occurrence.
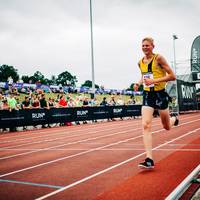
[50,75,57,85]
[56,71,77,86]
[0,64,19,82]
[29,71,45,84]
[21,75,30,83]
[81,80,99,88]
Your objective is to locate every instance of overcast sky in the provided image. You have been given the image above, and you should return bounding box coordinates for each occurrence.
[0,0,199,89]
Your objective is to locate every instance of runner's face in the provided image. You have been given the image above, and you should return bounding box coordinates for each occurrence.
[142,40,153,56]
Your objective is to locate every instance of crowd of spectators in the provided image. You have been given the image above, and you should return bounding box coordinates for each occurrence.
[0,86,140,112]
[0,85,141,132]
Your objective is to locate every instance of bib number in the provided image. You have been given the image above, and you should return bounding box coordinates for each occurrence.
[143,73,154,88]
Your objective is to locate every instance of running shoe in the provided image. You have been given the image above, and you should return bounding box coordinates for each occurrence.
[170,113,179,126]
[138,158,154,169]
[174,116,179,126]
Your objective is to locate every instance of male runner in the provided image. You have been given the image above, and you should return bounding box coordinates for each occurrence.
[134,37,179,169]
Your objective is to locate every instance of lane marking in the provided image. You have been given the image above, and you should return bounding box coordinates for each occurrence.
[0,135,142,178]
[0,148,199,152]
[0,126,142,160]
[0,114,195,145]
[0,179,63,189]
[0,119,139,144]
[0,118,199,176]
[36,127,200,200]
[0,115,198,160]
[0,123,137,149]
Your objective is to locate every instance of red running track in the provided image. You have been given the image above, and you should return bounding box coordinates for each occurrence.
[0,112,199,200]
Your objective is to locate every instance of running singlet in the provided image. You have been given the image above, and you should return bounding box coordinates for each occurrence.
[139,54,166,91]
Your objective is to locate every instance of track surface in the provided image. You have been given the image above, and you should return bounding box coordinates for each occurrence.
[0,113,199,200]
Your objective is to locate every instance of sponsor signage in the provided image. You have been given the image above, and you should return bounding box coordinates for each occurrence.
[191,35,200,72]
[32,112,45,120]
[177,80,197,111]
[0,105,142,128]
[192,72,200,81]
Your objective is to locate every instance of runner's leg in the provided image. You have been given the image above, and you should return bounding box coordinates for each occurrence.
[142,106,154,159]
[159,108,177,130]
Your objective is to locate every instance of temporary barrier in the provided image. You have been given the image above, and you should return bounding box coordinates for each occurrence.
[177,80,198,112]
[0,105,142,128]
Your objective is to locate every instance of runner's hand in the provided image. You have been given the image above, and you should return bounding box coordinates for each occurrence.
[134,83,139,91]
[144,78,154,86]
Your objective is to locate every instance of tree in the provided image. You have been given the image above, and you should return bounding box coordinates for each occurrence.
[50,75,57,85]
[0,64,19,82]
[56,71,77,86]
[81,80,99,88]
[29,71,45,84]
[21,75,30,83]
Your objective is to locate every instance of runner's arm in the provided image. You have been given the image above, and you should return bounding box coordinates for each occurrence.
[154,54,176,83]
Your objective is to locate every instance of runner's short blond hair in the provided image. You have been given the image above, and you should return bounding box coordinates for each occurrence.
[142,37,154,46]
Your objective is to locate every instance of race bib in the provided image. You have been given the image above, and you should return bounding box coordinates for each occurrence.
[143,72,154,88]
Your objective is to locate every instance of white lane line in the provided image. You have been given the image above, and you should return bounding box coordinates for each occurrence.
[0,126,142,160]
[0,114,197,159]
[0,179,64,189]
[0,115,188,160]
[0,119,199,179]
[1,148,199,152]
[0,119,138,143]
[0,123,137,149]
[0,113,196,153]
[0,134,143,178]
[0,122,137,149]
[0,117,199,161]
[0,114,196,144]
[36,127,200,200]
[168,144,200,146]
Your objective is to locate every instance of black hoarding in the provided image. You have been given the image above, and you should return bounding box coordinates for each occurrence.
[0,105,142,128]
[177,80,197,111]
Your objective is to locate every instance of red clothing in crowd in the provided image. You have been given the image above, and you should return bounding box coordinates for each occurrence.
[58,98,67,107]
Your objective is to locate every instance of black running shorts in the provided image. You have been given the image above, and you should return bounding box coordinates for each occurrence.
[142,89,171,110]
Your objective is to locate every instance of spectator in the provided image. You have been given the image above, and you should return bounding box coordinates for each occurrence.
[109,95,116,106]
[74,96,82,125]
[21,96,31,130]
[1,98,9,110]
[100,97,108,106]
[116,96,125,120]
[48,97,56,108]
[82,97,89,124]
[117,96,125,105]
[82,97,89,107]
[15,97,21,110]
[31,95,41,109]
[100,97,111,122]
[0,93,4,109]
[127,98,136,105]
[39,94,50,128]
[58,95,67,108]
[22,96,31,109]
[89,97,99,107]
[108,96,117,121]
[89,97,98,123]
[7,93,18,111]
[40,94,49,109]
[75,96,83,107]
[7,76,13,92]
[67,97,75,107]
[58,95,68,126]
